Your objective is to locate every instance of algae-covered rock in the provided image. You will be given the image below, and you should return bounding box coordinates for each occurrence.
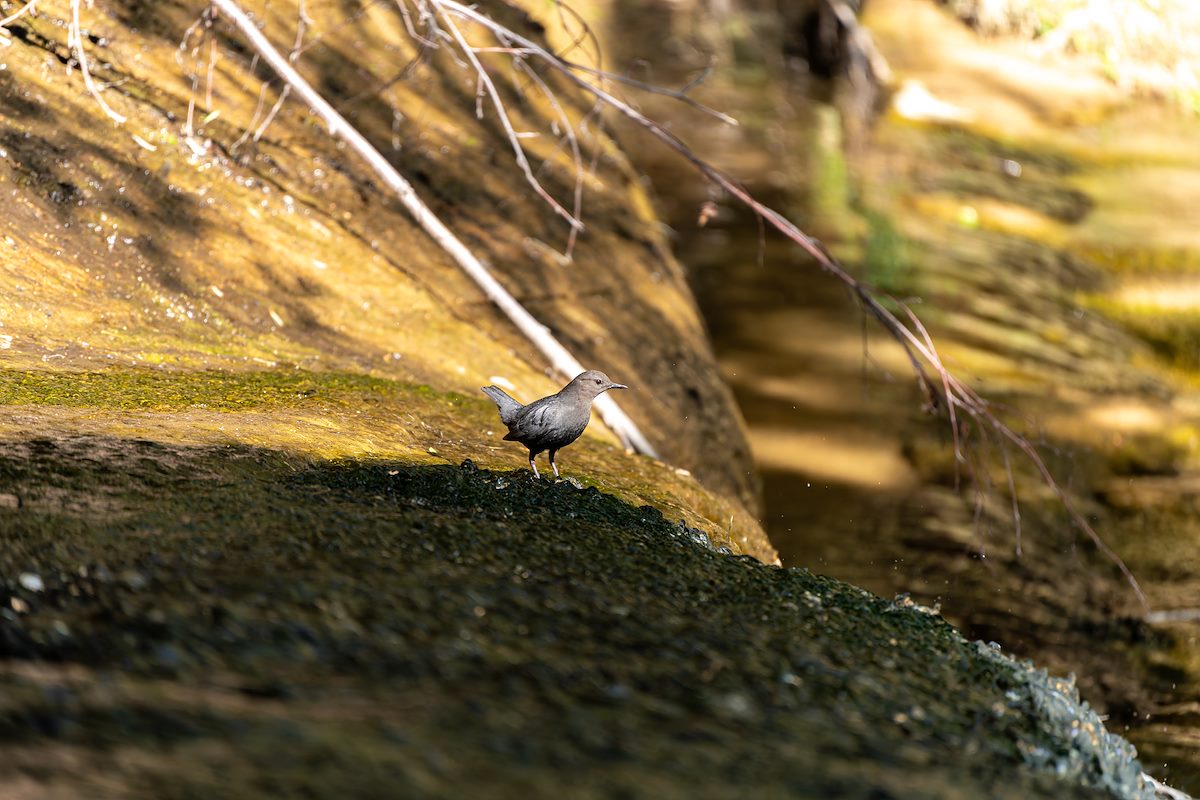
[0,442,1162,798]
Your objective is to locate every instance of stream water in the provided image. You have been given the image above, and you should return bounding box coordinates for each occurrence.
[604,0,1200,790]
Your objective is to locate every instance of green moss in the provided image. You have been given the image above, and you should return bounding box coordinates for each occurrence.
[810,105,854,240]
[0,368,450,412]
[1073,244,1200,275]
[860,208,913,294]
[917,168,1092,223]
[1107,431,1186,476]
[1087,304,1200,370]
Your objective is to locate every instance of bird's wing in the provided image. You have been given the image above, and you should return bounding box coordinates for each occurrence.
[504,396,558,441]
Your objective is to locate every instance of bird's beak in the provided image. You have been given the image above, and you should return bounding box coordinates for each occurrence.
[609,383,628,390]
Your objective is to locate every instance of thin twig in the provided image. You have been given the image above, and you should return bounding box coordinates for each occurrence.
[205,33,217,109]
[435,6,583,232]
[0,0,38,28]
[291,0,312,62]
[184,74,198,137]
[177,11,206,58]
[900,302,962,463]
[177,7,212,137]
[550,0,597,64]
[254,84,291,142]
[512,57,585,259]
[1002,444,1022,557]
[68,0,125,124]
[561,58,738,125]
[232,78,269,150]
[394,0,437,47]
[290,0,388,58]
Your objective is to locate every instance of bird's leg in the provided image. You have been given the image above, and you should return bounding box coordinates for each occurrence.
[549,450,560,479]
[528,454,541,479]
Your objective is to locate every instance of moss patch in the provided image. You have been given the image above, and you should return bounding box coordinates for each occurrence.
[0,368,420,412]
[0,367,769,560]
[0,438,1153,798]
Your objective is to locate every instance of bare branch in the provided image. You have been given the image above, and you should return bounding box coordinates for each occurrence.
[560,59,738,126]
[254,84,290,142]
[1001,444,1022,557]
[205,32,217,109]
[511,57,585,259]
[287,0,390,59]
[232,78,269,150]
[393,0,438,49]
[184,73,198,137]
[68,0,125,124]
[291,0,312,62]
[899,302,961,463]
[177,10,206,57]
[549,0,600,65]
[435,6,583,233]
[0,0,39,29]
[176,6,214,138]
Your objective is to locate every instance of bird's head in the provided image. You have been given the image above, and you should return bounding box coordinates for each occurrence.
[568,370,628,399]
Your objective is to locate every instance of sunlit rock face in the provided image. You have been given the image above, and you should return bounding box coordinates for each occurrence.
[0,0,767,552]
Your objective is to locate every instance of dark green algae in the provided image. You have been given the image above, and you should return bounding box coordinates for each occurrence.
[0,436,1153,798]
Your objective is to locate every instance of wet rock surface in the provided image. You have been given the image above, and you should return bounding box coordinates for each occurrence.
[0,0,760,516]
[0,439,1156,798]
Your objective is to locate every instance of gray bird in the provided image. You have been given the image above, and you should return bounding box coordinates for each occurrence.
[482,370,628,479]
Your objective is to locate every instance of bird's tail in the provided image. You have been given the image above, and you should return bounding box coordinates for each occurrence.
[482,385,523,425]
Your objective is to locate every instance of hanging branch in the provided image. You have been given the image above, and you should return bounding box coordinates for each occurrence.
[561,59,738,125]
[434,4,584,236]
[510,56,586,259]
[205,0,658,460]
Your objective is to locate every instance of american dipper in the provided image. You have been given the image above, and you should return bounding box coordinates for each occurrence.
[482,370,628,479]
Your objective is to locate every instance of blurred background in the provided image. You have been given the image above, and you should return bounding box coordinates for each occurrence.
[576,0,1200,788]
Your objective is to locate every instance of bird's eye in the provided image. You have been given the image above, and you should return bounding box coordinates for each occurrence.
[595,379,602,384]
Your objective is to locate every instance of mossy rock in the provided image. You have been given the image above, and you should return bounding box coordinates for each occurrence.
[0,437,1157,798]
